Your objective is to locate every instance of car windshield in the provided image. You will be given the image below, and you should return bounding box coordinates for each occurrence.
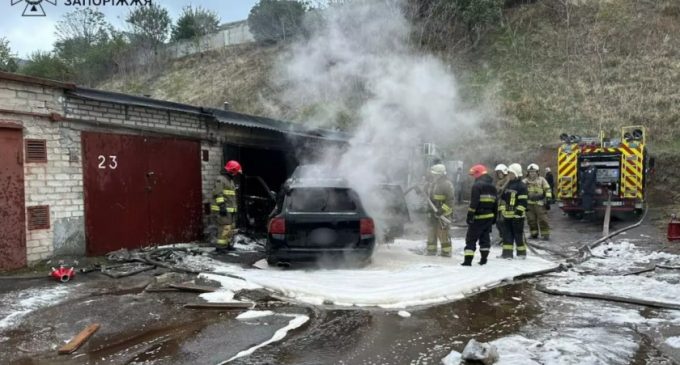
[288,188,357,212]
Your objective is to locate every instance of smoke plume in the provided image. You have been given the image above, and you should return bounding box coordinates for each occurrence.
[272,0,485,230]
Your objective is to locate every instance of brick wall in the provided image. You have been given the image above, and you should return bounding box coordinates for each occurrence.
[1,76,289,265]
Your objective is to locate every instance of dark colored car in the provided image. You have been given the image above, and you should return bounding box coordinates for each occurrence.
[266,178,376,266]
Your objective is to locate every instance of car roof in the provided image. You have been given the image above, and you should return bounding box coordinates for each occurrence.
[286,177,351,189]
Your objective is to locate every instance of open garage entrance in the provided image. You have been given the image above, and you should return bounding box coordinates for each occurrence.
[223,142,299,233]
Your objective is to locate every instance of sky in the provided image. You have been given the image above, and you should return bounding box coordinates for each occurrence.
[0,0,259,58]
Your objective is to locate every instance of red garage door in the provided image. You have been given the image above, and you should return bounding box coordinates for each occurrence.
[0,126,26,270]
[82,132,203,256]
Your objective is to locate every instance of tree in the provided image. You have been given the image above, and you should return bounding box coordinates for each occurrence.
[248,0,309,42]
[0,37,18,73]
[171,6,220,41]
[20,51,71,81]
[126,3,171,47]
[55,8,112,45]
[53,8,126,86]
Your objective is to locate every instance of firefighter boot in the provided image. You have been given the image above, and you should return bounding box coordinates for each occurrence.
[479,250,489,265]
[461,255,473,266]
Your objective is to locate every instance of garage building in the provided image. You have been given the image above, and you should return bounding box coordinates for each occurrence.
[0,72,347,270]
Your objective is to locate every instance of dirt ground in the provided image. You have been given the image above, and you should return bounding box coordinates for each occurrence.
[1,204,678,365]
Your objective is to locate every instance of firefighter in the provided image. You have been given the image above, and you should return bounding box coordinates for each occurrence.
[524,163,552,240]
[500,163,528,259]
[581,159,597,220]
[494,164,509,245]
[544,167,555,210]
[462,164,497,266]
[211,160,241,252]
[425,164,455,257]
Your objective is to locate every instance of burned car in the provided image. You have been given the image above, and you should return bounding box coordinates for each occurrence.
[266,177,376,266]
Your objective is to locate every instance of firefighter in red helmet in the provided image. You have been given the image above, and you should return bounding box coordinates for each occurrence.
[462,164,498,266]
[211,160,242,251]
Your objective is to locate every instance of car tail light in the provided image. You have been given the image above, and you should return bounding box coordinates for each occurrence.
[360,218,374,237]
[269,217,286,235]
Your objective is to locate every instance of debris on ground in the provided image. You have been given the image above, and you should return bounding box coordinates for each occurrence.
[461,339,499,365]
[106,245,217,274]
[100,263,155,279]
[57,323,100,354]
[233,288,281,303]
[184,302,254,310]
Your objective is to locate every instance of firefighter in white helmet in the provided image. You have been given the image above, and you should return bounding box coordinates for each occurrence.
[523,163,552,240]
[425,164,455,257]
[494,164,509,245]
[499,163,528,259]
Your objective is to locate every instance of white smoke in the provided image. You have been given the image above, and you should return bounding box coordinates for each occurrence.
[272,0,484,226]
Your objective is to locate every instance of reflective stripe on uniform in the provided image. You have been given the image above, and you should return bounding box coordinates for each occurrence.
[516,246,527,251]
[502,244,514,250]
[441,246,452,253]
[474,213,495,220]
[433,194,447,201]
[215,196,225,203]
[468,208,476,213]
[517,195,528,200]
[464,249,475,256]
[210,204,220,212]
[217,239,228,245]
[227,207,237,213]
[479,194,496,203]
[516,206,526,212]
[441,204,452,215]
[223,189,236,196]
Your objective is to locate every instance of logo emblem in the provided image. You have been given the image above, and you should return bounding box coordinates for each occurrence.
[11,0,57,17]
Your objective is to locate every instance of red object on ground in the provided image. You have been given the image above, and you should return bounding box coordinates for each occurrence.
[669,215,680,242]
[51,266,75,283]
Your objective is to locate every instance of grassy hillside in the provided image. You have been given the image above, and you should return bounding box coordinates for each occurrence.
[100,0,680,153]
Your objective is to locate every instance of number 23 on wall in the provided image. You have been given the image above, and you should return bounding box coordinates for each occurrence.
[97,155,118,169]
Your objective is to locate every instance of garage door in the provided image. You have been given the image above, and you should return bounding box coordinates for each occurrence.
[0,126,26,270]
[82,132,203,256]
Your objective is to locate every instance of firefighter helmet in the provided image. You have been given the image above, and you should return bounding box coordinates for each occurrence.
[494,164,508,174]
[430,164,447,176]
[225,160,242,175]
[527,163,539,172]
[508,163,523,178]
[469,164,488,179]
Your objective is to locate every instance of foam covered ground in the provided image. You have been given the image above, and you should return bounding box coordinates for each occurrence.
[191,238,557,308]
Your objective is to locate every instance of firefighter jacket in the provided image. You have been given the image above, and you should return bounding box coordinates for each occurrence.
[211,174,238,217]
[523,176,553,206]
[467,174,498,222]
[427,177,455,218]
[499,178,528,219]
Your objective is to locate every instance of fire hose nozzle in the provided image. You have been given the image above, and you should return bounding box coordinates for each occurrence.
[50,266,75,283]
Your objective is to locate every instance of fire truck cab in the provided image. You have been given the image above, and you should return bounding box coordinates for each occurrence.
[557,126,650,219]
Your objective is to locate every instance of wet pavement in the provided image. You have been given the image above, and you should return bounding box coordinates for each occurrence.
[1,206,679,365]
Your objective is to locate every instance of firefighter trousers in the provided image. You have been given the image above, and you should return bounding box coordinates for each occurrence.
[502,218,526,258]
[427,220,452,256]
[464,219,493,258]
[526,203,550,238]
[215,215,235,249]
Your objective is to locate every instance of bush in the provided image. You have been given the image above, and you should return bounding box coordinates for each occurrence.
[171,6,220,41]
[20,52,72,81]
